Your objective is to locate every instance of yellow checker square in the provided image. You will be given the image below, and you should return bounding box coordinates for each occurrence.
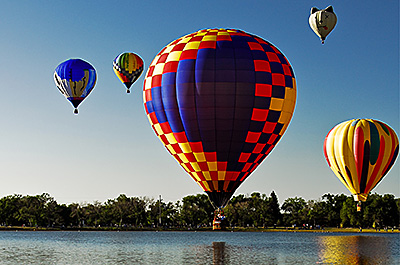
[144,78,152,91]
[190,162,201,172]
[203,171,211,181]
[152,63,165,76]
[190,172,202,182]
[166,144,176,155]
[166,51,182,62]
[202,35,217,42]
[177,153,189,163]
[179,142,192,153]
[284,86,296,102]
[182,163,191,173]
[270,98,284,111]
[194,152,206,162]
[178,36,191,44]
[162,45,175,54]
[207,161,218,171]
[165,133,178,144]
[153,123,164,135]
[202,181,210,191]
[218,171,226,180]
[184,41,200,50]
[217,31,230,36]
[278,111,292,125]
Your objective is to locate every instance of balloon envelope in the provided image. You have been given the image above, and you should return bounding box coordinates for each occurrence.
[54,59,97,113]
[309,6,337,44]
[324,119,399,201]
[113,52,144,93]
[143,28,297,208]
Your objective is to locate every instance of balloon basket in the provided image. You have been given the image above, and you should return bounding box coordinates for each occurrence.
[74,108,78,114]
[213,209,226,230]
[126,89,130,94]
[356,201,362,212]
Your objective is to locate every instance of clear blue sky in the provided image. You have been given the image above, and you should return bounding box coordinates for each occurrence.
[0,1,398,205]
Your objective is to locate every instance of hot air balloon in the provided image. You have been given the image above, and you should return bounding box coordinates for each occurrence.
[324,119,399,211]
[309,6,337,44]
[54,58,97,114]
[143,28,297,213]
[113,52,144,93]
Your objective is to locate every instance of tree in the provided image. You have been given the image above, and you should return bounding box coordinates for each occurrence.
[281,197,307,226]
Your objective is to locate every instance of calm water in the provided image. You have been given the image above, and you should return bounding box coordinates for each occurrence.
[0,231,398,264]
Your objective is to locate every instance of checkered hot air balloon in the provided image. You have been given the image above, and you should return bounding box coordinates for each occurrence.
[54,59,97,114]
[113,52,144,93]
[324,119,399,211]
[143,28,297,209]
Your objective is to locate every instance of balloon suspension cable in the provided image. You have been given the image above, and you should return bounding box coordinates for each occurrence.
[74,108,78,115]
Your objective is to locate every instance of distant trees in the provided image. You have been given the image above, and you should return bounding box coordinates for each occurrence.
[0,192,398,229]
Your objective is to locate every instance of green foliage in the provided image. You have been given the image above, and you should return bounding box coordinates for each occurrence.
[0,192,397,229]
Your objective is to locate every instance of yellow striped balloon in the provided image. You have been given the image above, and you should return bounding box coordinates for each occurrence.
[323,119,398,202]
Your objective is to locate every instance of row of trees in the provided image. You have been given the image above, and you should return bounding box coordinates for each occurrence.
[0,192,398,229]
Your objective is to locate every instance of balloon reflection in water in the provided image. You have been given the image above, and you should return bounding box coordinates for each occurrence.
[317,235,393,264]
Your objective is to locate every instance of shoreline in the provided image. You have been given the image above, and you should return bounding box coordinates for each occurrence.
[0,226,398,233]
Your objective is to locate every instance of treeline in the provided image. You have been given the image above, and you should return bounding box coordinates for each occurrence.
[0,192,398,229]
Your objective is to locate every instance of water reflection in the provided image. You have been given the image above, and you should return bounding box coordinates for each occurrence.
[317,235,393,264]
[212,242,226,264]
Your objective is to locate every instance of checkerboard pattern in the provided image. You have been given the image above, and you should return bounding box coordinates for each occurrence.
[143,29,296,207]
[113,52,144,89]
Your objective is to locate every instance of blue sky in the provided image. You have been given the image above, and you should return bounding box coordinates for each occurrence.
[0,1,398,205]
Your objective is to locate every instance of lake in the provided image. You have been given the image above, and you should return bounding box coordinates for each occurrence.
[0,231,398,264]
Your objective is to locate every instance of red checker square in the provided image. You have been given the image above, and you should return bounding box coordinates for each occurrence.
[171,43,186,52]
[151,75,162,87]
[225,172,237,181]
[267,134,278,144]
[170,39,181,46]
[264,145,274,156]
[249,163,259,173]
[171,143,182,153]
[216,35,231,41]
[199,41,216,49]
[271,46,280,54]
[198,181,206,190]
[251,108,269,121]
[174,131,188,143]
[210,171,218,180]
[262,121,276,133]
[242,163,252,172]
[160,122,172,134]
[253,143,266,154]
[184,153,196,163]
[282,64,292,76]
[205,152,217,161]
[223,180,230,191]
[255,84,272,97]
[146,66,155,77]
[159,134,169,145]
[217,162,227,171]
[149,112,158,125]
[190,142,204,152]
[272,73,286,86]
[254,154,264,163]
[157,53,168,63]
[173,154,183,164]
[180,49,197,60]
[185,163,195,172]
[144,89,152,102]
[240,172,250,181]
[255,36,267,44]
[266,52,280,62]
[163,61,179,73]
[144,104,149,114]
[198,162,209,171]
[190,36,203,42]
[239,153,251,162]
[254,60,270,72]
[246,131,261,143]
[248,42,263,51]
